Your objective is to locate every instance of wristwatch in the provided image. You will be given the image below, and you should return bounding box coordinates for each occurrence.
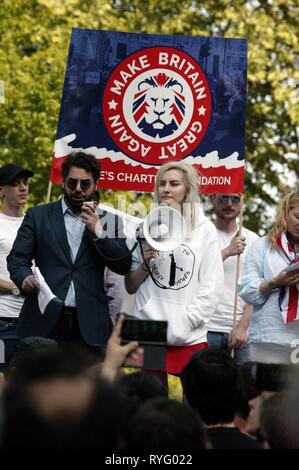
[11,286,20,296]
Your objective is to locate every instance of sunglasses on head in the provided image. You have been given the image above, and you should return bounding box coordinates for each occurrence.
[218,195,241,204]
[66,178,93,191]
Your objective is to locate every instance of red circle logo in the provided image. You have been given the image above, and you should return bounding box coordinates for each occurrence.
[103,47,211,165]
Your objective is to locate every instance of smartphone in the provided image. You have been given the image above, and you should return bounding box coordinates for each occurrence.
[121,318,168,370]
[284,262,299,273]
[121,318,167,345]
[82,201,97,211]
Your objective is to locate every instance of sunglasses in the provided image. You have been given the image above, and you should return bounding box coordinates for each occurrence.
[218,195,241,204]
[66,178,93,191]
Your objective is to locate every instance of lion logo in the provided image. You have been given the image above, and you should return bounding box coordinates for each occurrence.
[132,73,185,139]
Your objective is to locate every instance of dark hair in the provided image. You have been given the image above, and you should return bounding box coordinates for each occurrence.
[254,363,290,393]
[236,363,258,420]
[181,348,242,426]
[3,347,125,449]
[7,345,92,384]
[118,371,167,406]
[127,398,207,449]
[260,387,299,449]
[260,393,289,449]
[61,152,101,182]
[2,377,124,449]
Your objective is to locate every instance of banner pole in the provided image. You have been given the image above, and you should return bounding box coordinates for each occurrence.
[46,181,53,204]
[231,193,244,359]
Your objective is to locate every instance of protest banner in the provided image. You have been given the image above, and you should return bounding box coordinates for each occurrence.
[51,29,247,194]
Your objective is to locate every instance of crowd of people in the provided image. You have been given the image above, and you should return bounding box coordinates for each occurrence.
[0,154,298,449]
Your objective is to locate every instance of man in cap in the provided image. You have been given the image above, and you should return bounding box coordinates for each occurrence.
[0,163,34,362]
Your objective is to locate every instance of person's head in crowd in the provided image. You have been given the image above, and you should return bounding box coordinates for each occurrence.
[2,347,125,449]
[7,336,59,380]
[246,363,299,438]
[181,348,242,426]
[117,371,168,422]
[260,386,299,449]
[61,152,100,215]
[0,163,34,214]
[267,190,299,249]
[209,193,241,223]
[283,384,299,449]
[127,397,209,449]
[234,363,258,433]
[259,392,291,449]
[7,341,90,383]
[118,371,167,405]
[154,161,200,231]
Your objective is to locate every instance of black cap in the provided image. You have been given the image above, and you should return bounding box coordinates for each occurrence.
[0,163,34,185]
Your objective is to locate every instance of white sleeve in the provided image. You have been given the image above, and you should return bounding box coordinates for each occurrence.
[186,237,224,328]
[238,238,268,306]
[126,235,142,271]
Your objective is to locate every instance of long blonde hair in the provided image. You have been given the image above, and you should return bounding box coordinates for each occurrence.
[268,190,299,249]
[154,161,201,231]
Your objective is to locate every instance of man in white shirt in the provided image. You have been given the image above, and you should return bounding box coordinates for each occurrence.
[207,194,259,365]
[0,163,34,363]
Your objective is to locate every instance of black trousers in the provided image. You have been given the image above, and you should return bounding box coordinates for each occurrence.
[49,307,83,344]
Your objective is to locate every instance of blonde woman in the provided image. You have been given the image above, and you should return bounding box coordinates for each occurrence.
[238,191,299,364]
[125,162,224,376]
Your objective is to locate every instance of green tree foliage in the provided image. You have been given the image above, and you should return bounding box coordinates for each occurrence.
[0,0,298,232]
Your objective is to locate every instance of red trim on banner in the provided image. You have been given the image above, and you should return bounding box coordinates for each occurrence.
[50,155,244,194]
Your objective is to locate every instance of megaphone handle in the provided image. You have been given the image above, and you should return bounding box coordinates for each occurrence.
[169,253,176,286]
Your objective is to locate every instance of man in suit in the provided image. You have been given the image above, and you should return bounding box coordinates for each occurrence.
[7,152,132,347]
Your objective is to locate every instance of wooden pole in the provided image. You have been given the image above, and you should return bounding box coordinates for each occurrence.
[46,181,53,204]
[231,193,244,358]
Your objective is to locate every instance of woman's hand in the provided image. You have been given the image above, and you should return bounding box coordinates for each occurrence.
[274,269,299,288]
[125,244,157,294]
[142,244,157,265]
[260,268,299,296]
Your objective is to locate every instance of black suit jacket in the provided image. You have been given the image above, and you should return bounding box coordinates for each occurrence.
[7,200,132,345]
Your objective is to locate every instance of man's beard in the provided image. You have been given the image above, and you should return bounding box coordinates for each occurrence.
[215,208,239,221]
[63,188,97,213]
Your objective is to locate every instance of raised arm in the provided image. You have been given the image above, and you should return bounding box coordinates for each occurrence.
[125,244,156,294]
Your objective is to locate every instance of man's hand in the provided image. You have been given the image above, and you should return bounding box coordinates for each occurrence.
[0,280,16,294]
[101,314,143,382]
[22,275,39,294]
[222,232,246,260]
[80,202,102,236]
[229,323,248,350]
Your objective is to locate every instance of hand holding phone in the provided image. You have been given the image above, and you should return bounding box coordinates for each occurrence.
[121,317,168,370]
[101,314,143,381]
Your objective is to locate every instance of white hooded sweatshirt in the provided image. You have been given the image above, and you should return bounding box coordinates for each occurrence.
[128,207,224,346]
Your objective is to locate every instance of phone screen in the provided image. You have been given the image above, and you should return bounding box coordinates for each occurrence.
[121,318,167,345]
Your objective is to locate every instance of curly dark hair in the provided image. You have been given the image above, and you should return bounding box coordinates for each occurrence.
[61,152,101,182]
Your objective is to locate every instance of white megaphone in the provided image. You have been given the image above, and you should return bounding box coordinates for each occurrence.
[142,206,187,251]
